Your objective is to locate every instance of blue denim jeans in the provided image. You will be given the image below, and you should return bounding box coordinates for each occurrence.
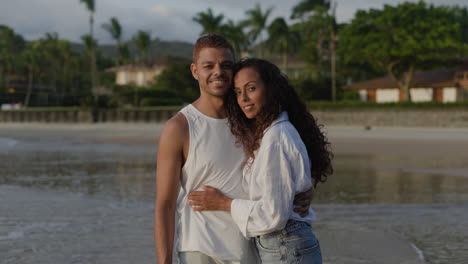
[253,220,322,264]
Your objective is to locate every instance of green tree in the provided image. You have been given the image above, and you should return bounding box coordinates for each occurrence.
[79,0,97,92]
[81,33,98,96]
[193,8,225,35]
[291,0,331,20]
[291,0,338,101]
[267,17,300,71]
[21,41,43,107]
[152,62,198,101]
[222,20,250,57]
[17,33,86,107]
[0,25,25,89]
[40,33,76,105]
[243,4,274,58]
[339,2,464,101]
[102,17,123,64]
[55,39,79,104]
[133,30,151,62]
[81,34,97,60]
[327,3,339,102]
[453,6,468,55]
[118,43,131,64]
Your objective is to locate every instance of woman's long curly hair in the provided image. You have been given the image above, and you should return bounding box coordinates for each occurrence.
[225,58,333,186]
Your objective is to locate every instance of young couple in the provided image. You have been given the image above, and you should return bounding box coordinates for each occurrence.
[155,34,333,264]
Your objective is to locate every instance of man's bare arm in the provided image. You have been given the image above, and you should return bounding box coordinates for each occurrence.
[155,113,187,264]
[293,187,313,217]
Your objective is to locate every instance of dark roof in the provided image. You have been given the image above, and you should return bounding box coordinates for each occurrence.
[106,56,189,72]
[343,69,466,90]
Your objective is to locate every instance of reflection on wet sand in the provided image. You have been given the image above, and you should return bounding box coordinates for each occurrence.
[3,150,468,204]
[1,125,468,263]
[315,155,468,204]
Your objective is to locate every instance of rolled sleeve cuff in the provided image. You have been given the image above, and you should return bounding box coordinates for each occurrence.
[231,199,255,238]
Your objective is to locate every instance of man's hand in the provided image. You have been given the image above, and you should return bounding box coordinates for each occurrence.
[293,187,313,217]
[188,186,233,212]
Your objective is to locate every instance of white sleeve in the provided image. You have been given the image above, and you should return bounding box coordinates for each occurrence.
[230,143,307,238]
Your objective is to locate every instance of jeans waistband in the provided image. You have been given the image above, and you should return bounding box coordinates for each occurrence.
[258,220,311,238]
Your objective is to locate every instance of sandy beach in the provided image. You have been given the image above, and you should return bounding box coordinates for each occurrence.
[2,122,468,156]
[1,122,468,264]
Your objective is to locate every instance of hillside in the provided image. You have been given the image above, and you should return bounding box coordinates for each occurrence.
[70,39,194,60]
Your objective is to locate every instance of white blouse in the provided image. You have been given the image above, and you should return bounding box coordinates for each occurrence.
[230,112,316,238]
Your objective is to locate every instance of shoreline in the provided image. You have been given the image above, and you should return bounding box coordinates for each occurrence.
[2,123,468,157]
[3,122,468,135]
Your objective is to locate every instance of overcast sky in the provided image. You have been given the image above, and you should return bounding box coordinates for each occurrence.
[1,0,466,44]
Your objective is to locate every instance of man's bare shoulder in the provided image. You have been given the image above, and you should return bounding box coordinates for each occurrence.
[159,112,188,144]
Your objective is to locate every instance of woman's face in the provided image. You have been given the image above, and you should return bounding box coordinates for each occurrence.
[233,67,267,119]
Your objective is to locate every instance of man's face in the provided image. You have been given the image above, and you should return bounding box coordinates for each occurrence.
[191,47,234,98]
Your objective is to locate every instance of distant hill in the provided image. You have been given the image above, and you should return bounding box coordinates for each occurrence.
[70,39,194,60]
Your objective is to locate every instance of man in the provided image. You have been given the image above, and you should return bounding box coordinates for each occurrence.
[155,34,311,264]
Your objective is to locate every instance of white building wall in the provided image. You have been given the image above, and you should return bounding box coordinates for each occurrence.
[443,87,457,103]
[359,89,367,101]
[137,72,145,86]
[116,72,128,85]
[376,88,399,103]
[442,87,457,103]
[410,88,433,102]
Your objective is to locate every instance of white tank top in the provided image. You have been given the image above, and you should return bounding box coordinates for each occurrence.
[176,104,253,262]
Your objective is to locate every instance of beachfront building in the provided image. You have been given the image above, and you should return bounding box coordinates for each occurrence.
[344,69,468,103]
[105,57,188,88]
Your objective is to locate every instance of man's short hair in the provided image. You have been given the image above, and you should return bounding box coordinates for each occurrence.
[193,34,235,63]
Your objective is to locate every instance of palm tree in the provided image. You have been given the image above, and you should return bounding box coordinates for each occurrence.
[20,33,81,107]
[79,0,96,37]
[102,17,122,63]
[79,0,97,91]
[133,30,151,62]
[21,42,42,107]
[291,0,338,102]
[81,35,97,58]
[267,18,300,72]
[56,39,76,105]
[81,34,98,95]
[0,26,25,89]
[243,4,274,58]
[42,33,68,105]
[329,3,338,103]
[130,31,151,106]
[192,8,225,35]
[118,43,131,64]
[222,20,250,57]
[291,0,331,20]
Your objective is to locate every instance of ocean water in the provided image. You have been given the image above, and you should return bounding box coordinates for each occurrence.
[1,130,467,264]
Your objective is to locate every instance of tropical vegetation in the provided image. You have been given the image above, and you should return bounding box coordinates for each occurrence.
[0,0,467,109]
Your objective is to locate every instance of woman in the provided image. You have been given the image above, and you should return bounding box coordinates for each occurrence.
[188,58,333,263]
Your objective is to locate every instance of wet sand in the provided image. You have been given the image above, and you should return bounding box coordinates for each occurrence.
[2,122,468,157]
[1,185,428,264]
[0,185,154,264]
[2,123,468,263]
[328,126,468,158]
